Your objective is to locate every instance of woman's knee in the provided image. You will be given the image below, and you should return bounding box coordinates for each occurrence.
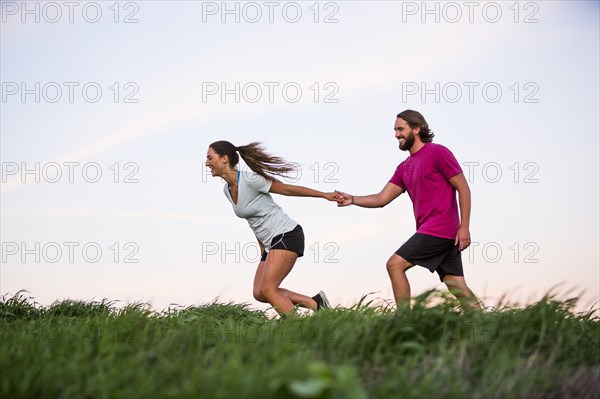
[256,285,278,301]
[253,288,268,303]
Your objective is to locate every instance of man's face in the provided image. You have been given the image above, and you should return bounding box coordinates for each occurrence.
[394,118,418,151]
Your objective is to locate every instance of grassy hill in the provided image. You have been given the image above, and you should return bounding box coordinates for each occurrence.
[1,290,598,398]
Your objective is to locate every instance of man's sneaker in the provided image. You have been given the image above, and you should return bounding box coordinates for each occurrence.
[312,291,331,310]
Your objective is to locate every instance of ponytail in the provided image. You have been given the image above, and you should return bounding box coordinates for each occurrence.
[209,140,296,181]
[237,142,296,181]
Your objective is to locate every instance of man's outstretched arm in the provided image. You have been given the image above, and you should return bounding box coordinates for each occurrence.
[336,183,404,208]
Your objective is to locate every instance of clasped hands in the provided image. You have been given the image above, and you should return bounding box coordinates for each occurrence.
[323,191,353,207]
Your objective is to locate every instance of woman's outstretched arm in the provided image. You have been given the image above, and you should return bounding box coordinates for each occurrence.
[269,180,338,201]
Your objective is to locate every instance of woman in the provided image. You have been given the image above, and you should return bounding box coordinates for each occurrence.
[205,140,336,315]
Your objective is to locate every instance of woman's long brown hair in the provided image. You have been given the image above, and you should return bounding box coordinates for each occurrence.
[209,140,296,181]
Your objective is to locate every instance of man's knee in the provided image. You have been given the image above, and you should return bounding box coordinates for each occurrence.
[443,275,471,296]
[386,255,412,274]
[443,275,467,288]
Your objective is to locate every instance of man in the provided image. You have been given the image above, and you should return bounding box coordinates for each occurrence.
[336,110,479,309]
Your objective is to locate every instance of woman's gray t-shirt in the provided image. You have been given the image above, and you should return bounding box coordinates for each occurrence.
[223,171,297,252]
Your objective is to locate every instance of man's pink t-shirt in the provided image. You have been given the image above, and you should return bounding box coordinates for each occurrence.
[389,143,462,239]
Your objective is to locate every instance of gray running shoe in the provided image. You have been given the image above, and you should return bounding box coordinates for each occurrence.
[312,291,331,310]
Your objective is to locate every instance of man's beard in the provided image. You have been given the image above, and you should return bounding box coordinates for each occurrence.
[399,132,415,151]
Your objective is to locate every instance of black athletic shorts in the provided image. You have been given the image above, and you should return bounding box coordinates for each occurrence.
[260,224,305,262]
[395,233,464,282]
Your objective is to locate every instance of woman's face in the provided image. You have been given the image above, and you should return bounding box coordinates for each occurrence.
[205,147,226,177]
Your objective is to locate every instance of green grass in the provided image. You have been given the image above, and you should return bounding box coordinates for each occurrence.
[1,290,598,398]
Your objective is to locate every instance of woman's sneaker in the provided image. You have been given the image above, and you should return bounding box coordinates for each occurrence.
[312,291,331,310]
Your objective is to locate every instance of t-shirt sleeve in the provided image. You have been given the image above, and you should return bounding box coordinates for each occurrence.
[389,163,405,189]
[435,145,463,180]
[247,173,273,194]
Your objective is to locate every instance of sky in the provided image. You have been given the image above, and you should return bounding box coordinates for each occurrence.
[1,0,599,315]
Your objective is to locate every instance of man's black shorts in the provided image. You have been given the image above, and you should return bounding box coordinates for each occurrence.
[395,233,464,282]
[260,224,305,262]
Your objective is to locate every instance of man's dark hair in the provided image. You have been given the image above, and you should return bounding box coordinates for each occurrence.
[397,110,435,142]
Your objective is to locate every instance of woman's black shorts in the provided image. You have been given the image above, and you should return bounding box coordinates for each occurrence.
[395,233,464,282]
[260,224,305,262]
